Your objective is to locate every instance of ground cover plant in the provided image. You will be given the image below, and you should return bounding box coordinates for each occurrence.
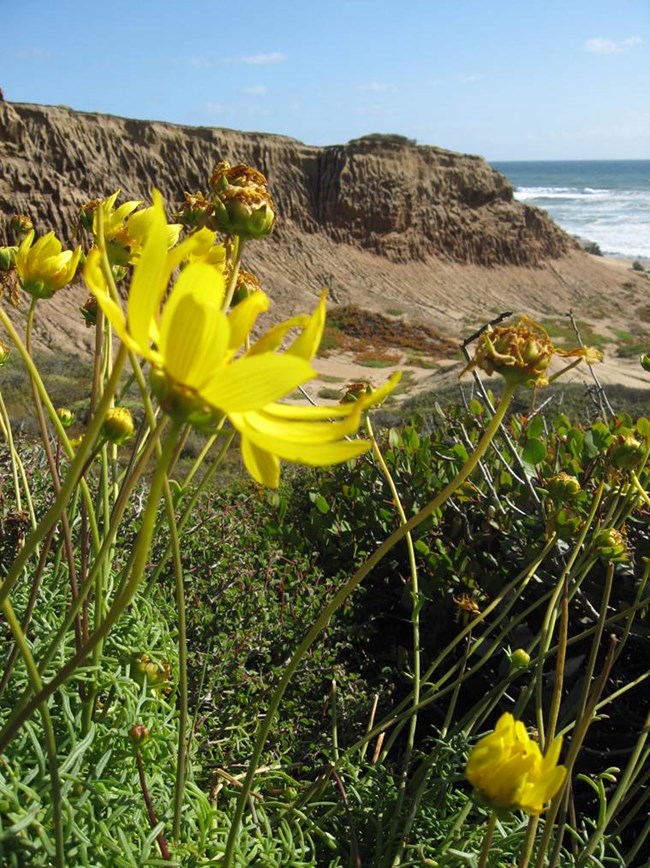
[0,165,649,866]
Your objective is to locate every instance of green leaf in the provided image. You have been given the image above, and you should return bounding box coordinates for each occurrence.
[527,414,545,439]
[522,437,546,465]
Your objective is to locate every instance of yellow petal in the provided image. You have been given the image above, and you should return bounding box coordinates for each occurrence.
[158,264,229,390]
[288,289,327,361]
[200,354,314,412]
[234,417,370,465]
[227,290,270,352]
[240,436,280,487]
[240,403,364,444]
[248,314,310,356]
[127,190,170,350]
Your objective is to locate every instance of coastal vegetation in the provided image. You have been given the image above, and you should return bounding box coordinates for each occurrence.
[0,163,649,867]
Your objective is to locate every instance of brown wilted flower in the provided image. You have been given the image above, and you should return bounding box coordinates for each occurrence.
[453,593,481,619]
[462,316,602,387]
[174,190,214,228]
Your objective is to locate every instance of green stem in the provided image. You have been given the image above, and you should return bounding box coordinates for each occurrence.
[0,321,125,609]
[478,811,498,868]
[223,381,517,865]
[0,422,180,754]
[365,418,421,864]
[222,237,246,310]
[1,596,65,866]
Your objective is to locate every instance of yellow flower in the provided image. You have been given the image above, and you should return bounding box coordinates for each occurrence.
[465,712,567,814]
[94,191,181,266]
[16,231,81,299]
[85,190,396,486]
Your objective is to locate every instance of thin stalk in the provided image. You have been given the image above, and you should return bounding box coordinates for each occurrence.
[167,473,189,842]
[222,237,246,310]
[0,389,24,513]
[478,812,498,868]
[1,596,65,866]
[0,423,180,753]
[576,708,650,867]
[0,327,126,608]
[365,417,421,857]
[223,381,517,865]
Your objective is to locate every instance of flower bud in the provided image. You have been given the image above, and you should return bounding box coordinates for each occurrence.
[78,199,101,233]
[341,381,374,404]
[0,246,17,271]
[230,269,262,306]
[509,648,531,670]
[56,407,75,428]
[547,472,581,500]
[129,723,150,745]
[130,652,171,688]
[0,339,10,368]
[609,434,645,470]
[209,161,275,239]
[593,528,627,562]
[640,354,650,373]
[9,214,33,241]
[101,407,135,445]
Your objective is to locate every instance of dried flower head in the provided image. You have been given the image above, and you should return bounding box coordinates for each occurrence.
[462,317,555,385]
[174,191,214,229]
[209,161,275,239]
[462,316,602,387]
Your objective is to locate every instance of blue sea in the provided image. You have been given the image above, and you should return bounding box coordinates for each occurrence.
[491,160,650,260]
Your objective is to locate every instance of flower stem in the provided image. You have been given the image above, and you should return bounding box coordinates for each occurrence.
[478,812,498,868]
[223,381,517,865]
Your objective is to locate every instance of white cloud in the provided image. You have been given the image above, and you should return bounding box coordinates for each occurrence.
[187,56,212,69]
[458,74,479,83]
[357,82,397,93]
[204,101,234,117]
[228,52,286,65]
[14,46,49,61]
[583,36,643,54]
[356,104,385,115]
[242,84,268,95]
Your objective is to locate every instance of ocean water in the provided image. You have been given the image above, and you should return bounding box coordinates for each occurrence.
[491,160,650,260]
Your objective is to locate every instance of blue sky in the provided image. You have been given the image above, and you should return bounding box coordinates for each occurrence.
[2,0,648,160]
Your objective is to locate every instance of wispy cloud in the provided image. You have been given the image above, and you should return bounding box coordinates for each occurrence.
[458,73,479,83]
[187,56,212,69]
[13,46,50,61]
[227,52,286,65]
[583,36,643,54]
[356,104,386,115]
[204,101,235,117]
[242,84,268,95]
[357,82,397,93]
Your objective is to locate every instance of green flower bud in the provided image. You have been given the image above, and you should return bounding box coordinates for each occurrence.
[547,472,581,500]
[640,354,650,373]
[56,407,75,428]
[509,648,531,670]
[609,434,645,470]
[593,528,627,562]
[102,407,135,445]
[130,653,171,688]
[0,246,17,271]
[9,214,33,241]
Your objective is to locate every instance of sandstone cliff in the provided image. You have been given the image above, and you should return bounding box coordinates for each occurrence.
[0,99,646,368]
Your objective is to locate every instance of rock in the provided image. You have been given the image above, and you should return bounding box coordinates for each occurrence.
[0,101,646,360]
